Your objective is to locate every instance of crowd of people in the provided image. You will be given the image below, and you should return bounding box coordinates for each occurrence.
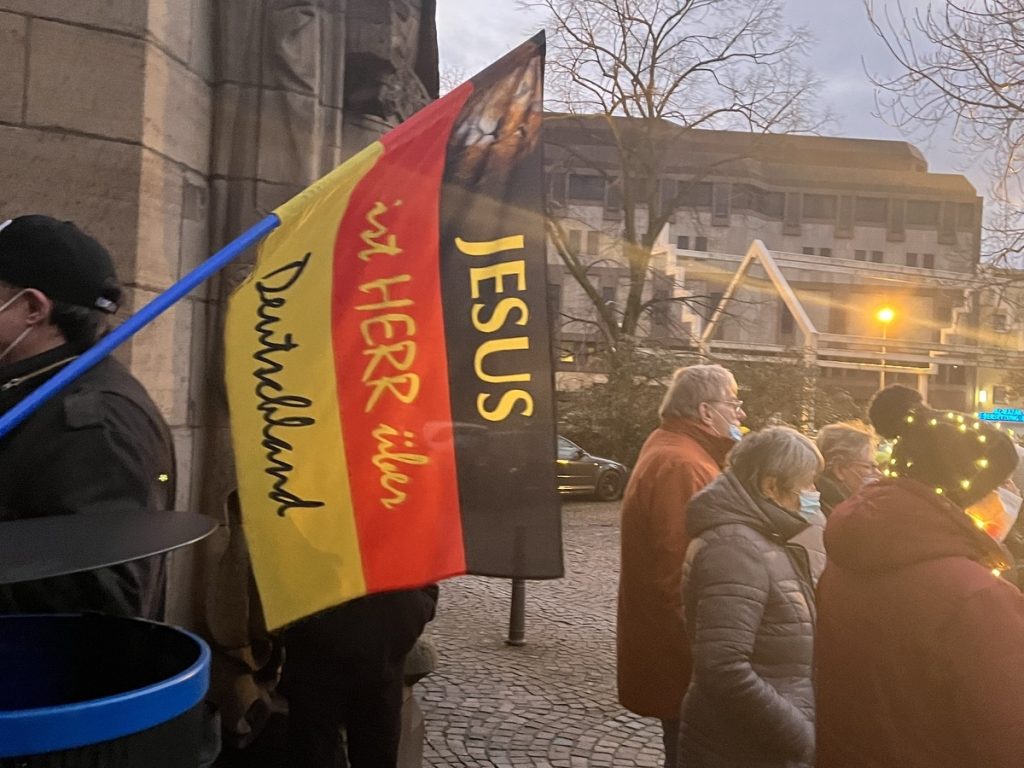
[618,363,1024,767]
[6,214,1024,767]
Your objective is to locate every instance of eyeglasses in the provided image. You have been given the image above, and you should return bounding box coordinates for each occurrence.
[708,399,744,411]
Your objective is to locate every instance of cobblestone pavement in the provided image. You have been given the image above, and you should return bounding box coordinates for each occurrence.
[419,500,664,768]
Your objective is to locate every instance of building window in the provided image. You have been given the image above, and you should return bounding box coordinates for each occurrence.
[957,202,976,230]
[681,181,714,207]
[855,197,889,224]
[695,236,708,252]
[905,252,918,267]
[802,246,815,255]
[547,282,562,326]
[871,250,884,263]
[652,288,671,330]
[585,230,600,255]
[907,200,940,226]
[922,253,935,269]
[854,249,866,261]
[602,285,616,304]
[994,386,1009,405]
[993,313,1010,332]
[567,174,606,202]
[677,235,690,250]
[802,194,837,220]
[780,303,795,335]
[820,247,833,258]
[568,229,582,252]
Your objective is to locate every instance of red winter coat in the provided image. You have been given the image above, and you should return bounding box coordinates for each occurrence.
[616,416,734,719]
[816,478,1024,768]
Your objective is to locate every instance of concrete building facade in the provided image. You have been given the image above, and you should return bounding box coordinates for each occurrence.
[543,115,1012,413]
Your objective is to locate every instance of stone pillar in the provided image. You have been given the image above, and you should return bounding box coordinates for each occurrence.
[0,0,214,509]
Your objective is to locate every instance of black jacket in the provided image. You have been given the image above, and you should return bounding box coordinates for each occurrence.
[679,471,817,768]
[0,345,175,618]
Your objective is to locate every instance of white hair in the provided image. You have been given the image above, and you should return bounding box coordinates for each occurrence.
[659,364,736,419]
[729,426,824,495]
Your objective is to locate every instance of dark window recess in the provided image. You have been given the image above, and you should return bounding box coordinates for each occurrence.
[567,174,606,202]
[855,197,889,224]
[681,181,714,207]
[934,296,953,322]
[677,235,690,250]
[922,253,935,269]
[854,250,866,261]
[905,252,918,267]
[938,365,967,385]
[957,202,976,230]
[820,247,833,258]
[802,194,837,220]
[568,229,582,252]
[712,183,731,221]
[939,202,957,242]
[602,286,616,304]
[606,179,623,210]
[660,179,678,214]
[585,230,600,255]
[780,303,795,335]
[763,191,785,220]
[652,289,671,329]
[547,172,566,205]
[871,250,884,263]
[695,236,708,252]
[547,282,562,326]
[802,246,815,255]
[994,386,1009,405]
[907,200,940,226]
[993,313,1010,332]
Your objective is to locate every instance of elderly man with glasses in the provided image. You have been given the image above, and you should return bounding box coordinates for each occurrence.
[617,364,744,768]
[814,421,882,517]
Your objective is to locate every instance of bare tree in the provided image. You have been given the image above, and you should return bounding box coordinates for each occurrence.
[524,0,826,364]
[866,0,1024,261]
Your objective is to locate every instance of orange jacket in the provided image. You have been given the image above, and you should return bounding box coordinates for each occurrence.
[616,416,734,719]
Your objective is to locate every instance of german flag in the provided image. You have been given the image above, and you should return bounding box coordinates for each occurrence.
[224,34,562,630]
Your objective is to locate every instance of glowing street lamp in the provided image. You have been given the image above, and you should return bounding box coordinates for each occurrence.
[876,306,895,389]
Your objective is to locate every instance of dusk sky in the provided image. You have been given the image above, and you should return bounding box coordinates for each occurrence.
[435,0,987,196]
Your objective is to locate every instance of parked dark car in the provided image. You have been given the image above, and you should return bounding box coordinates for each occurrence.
[557,435,629,501]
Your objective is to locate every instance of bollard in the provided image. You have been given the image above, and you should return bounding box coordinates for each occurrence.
[506,578,526,646]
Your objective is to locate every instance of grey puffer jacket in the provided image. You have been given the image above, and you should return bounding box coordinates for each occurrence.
[679,471,819,768]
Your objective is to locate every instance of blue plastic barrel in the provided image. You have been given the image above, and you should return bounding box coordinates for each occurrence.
[0,614,210,765]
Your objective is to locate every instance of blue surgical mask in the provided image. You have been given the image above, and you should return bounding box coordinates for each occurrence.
[798,489,822,521]
[727,424,743,442]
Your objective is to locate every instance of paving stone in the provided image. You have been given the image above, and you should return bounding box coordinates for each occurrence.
[419,500,665,768]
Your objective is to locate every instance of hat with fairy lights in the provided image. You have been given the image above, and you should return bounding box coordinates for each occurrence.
[869,385,1019,508]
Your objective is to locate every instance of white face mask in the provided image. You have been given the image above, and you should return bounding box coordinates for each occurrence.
[0,290,31,365]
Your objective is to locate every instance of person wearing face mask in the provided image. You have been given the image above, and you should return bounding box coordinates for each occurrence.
[0,215,174,619]
[678,426,823,768]
[816,385,1024,768]
[814,421,881,516]
[617,364,744,768]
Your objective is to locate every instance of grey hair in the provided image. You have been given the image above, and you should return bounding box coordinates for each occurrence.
[659,364,737,419]
[728,426,824,496]
[816,421,878,470]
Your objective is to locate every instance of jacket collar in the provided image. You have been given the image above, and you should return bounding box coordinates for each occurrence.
[659,414,735,469]
[0,343,79,415]
[689,470,810,542]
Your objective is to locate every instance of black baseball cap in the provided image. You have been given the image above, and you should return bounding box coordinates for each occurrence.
[0,215,121,314]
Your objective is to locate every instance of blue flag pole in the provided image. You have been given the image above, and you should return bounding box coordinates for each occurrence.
[0,213,281,440]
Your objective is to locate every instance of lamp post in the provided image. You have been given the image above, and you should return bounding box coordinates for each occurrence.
[876,306,895,390]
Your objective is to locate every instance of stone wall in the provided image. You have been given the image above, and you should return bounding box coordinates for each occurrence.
[0,0,437,520]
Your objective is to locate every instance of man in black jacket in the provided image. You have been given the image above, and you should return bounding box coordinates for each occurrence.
[0,214,175,618]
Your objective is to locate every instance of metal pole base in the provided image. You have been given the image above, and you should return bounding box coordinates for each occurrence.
[506,578,526,646]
